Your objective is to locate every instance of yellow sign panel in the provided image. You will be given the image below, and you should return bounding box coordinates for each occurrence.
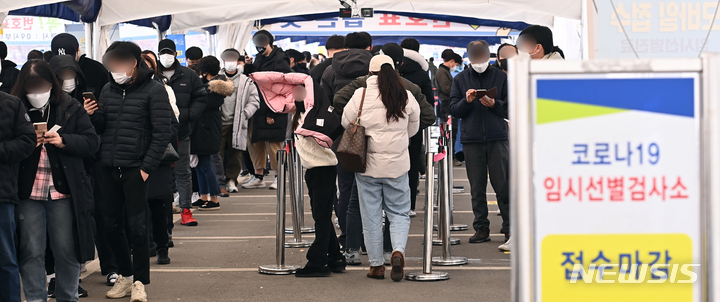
[541,234,695,302]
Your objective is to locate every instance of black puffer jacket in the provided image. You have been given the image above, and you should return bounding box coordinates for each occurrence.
[246,46,292,143]
[161,60,207,140]
[0,60,19,94]
[243,46,292,75]
[321,49,372,103]
[399,49,434,110]
[449,66,508,144]
[50,55,86,102]
[191,75,234,155]
[77,55,108,100]
[0,92,35,204]
[91,64,173,173]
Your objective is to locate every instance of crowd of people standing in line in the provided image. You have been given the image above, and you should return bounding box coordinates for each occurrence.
[0,24,563,301]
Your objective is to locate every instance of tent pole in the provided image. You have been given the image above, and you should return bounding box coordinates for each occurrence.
[84,23,93,59]
[92,23,101,60]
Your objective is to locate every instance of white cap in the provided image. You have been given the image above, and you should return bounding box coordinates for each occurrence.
[369,54,395,73]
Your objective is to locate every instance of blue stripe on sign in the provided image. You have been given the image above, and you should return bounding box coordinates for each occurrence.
[536,78,695,118]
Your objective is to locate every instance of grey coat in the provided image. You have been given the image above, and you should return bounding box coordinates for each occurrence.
[224,71,260,151]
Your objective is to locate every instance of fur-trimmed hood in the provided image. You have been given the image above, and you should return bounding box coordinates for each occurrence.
[403,49,429,71]
[208,77,235,97]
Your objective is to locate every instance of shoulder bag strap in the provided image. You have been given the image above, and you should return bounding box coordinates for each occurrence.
[353,88,366,133]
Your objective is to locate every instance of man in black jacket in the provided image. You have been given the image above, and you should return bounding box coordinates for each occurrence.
[0,42,19,94]
[51,33,109,100]
[157,39,207,226]
[450,40,510,246]
[0,91,35,302]
[310,35,345,83]
[88,41,172,297]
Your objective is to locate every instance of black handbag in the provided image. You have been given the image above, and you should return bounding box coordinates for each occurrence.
[160,143,179,164]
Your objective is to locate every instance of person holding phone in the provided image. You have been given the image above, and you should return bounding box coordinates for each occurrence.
[11,59,100,302]
[449,40,510,249]
[87,41,172,301]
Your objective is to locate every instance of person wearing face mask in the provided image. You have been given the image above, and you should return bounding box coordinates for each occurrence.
[243,30,292,76]
[449,40,510,249]
[51,33,109,101]
[435,49,463,161]
[155,39,207,227]
[0,67,37,302]
[87,41,173,301]
[286,49,310,75]
[516,25,565,60]
[218,49,259,193]
[11,59,99,302]
[493,43,518,72]
[49,55,86,102]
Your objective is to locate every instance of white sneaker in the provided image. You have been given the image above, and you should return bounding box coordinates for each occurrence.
[241,174,255,185]
[344,250,362,265]
[226,179,238,193]
[334,217,340,230]
[499,237,512,252]
[408,210,417,218]
[242,177,266,189]
[269,177,278,190]
[238,173,252,184]
[383,251,392,265]
[496,209,502,216]
[172,204,181,214]
[173,193,179,205]
[106,275,132,298]
[130,281,147,302]
[191,192,200,203]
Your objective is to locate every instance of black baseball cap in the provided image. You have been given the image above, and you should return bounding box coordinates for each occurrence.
[51,33,80,58]
[158,39,176,53]
[380,43,404,67]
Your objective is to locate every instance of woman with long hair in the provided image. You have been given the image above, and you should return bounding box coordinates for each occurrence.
[11,59,99,302]
[341,55,420,282]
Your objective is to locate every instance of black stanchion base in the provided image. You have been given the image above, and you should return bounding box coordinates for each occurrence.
[258,265,301,275]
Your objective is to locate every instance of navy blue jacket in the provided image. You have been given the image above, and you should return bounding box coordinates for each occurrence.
[449,66,508,144]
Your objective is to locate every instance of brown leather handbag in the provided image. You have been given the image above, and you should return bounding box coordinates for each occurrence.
[336,88,368,173]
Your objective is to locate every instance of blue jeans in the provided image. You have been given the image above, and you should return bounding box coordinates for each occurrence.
[0,203,21,302]
[196,155,221,197]
[346,181,392,253]
[355,173,411,267]
[16,198,80,302]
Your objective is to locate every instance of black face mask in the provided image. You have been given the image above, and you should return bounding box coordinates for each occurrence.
[297,63,307,70]
[498,59,509,71]
[256,46,267,54]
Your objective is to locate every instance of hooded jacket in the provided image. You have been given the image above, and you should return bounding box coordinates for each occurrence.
[341,76,420,179]
[0,92,36,204]
[191,75,234,155]
[219,70,260,151]
[399,49,435,111]
[50,55,87,102]
[160,59,207,140]
[246,46,292,143]
[0,60,19,94]
[449,65,509,144]
[244,46,292,75]
[18,92,99,262]
[321,49,372,103]
[77,54,109,100]
[90,63,173,173]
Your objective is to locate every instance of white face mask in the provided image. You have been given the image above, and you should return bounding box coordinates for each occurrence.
[62,78,76,93]
[471,61,490,74]
[111,71,131,84]
[27,90,51,108]
[159,54,175,68]
[518,46,540,59]
[224,61,238,72]
[450,66,457,72]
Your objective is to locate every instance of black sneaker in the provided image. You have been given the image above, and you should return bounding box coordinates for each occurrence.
[328,258,347,273]
[157,248,171,265]
[78,285,88,298]
[469,227,491,243]
[106,272,119,286]
[198,201,220,211]
[191,199,207,208]
[295,265,331,278]
[167,240,174,248]
[47,277,55,297]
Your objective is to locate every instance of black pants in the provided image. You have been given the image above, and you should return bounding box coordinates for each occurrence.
[92,162,117,275]
[305,166,342,267]
[99,166,150,284]
[335,164,354,248]
[408,134,423,210]
[147,197,170,250]
[463,141,510,234]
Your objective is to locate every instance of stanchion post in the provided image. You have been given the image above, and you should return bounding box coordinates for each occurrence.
[446,118,468,231]
[259,150,301,274]
[433,125,460,246]
[432,139,468,266]
[286,143,314,234]
[285,141,312,248]
[406,127,449,281]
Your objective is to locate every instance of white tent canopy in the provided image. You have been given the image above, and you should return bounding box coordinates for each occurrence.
[95,0,581,30]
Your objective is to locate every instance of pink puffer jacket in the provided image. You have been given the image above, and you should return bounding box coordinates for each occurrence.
[249,72,315,114]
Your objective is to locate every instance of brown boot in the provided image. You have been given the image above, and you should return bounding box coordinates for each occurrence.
[390,251,405,282]
[367,266,385,279]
